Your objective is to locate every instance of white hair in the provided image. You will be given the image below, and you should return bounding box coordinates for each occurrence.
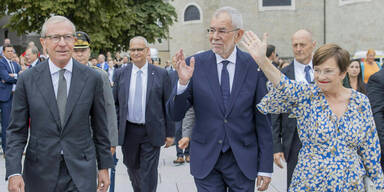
[129,36,149,47]
[41,15,76,37]
[213,7,243,29]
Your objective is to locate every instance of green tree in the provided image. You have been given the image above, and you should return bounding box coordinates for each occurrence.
[0,0,177,52]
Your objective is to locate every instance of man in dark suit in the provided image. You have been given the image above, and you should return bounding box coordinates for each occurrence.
[6,15,114,192]
[0,44,21,156]
[25,46,40,68]
[367,68,384,172]
[113,36,174,192]
[168,7,273,191]
[272,29,315,189]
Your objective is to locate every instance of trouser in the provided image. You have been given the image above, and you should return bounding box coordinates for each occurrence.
[194,149,255,192]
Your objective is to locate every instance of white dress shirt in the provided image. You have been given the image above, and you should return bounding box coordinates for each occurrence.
[127,62,148,124]
[176,47,272,177]
[30,59,39,67]
[49,58,72,98]
[293,59,314,83]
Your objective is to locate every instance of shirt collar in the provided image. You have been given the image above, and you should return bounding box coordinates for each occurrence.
[49,58,73,75]
[31,59,39,66]
[294,59,313,71]
[132,62,148,74]
[215,46,237,65]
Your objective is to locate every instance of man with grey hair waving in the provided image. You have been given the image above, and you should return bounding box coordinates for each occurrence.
[168,6,273,191]
[6,15,114,192]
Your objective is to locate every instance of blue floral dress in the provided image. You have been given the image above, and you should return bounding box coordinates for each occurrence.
[257,75,384,191]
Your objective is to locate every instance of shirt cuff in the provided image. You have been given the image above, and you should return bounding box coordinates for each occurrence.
[258,172,272,178]
[8,173,22,180]
[177,80,189,95]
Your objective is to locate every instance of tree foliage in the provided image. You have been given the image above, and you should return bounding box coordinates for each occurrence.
[0,0,177,52]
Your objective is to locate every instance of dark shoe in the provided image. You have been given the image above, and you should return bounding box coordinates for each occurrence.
[173,157,185,164]
[185,155,190,163]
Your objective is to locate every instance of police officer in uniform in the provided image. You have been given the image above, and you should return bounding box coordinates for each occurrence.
[72,31,119,192]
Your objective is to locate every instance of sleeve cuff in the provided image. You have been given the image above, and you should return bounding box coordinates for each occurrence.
[258,172,272,178]
[177,80,189,95]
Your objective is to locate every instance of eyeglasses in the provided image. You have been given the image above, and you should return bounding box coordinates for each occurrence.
[207,28,240,35]
[314,68,338,76]
[129,48,146,52]
[44,34,75,43]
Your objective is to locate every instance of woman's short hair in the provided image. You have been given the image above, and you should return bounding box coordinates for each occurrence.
[313,43,350,73]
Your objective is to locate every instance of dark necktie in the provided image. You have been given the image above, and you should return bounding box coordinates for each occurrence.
[220,60,230,112]
[57,69,67,128]
[220,60,231,152]
[304,65,312,84]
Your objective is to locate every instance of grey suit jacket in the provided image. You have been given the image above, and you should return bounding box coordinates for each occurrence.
[92,67,118,146]
[5,59,114,192]
[113,63,174,146]
[182,107,195,138]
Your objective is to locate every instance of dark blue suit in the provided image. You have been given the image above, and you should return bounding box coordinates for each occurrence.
[113,63,174,192]
[0,57,21,152]
[97,62,109,72]
[168,48,273,191]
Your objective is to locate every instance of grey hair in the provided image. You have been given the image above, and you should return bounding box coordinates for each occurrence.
[129,36,149,47]
[213,7,243,29]
[41,15,76,37]
[27,46,39,55]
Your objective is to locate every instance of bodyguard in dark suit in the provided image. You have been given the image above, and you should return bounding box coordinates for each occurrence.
[168,7,273,191]
[272,29,315,189]
[0,44,21,155]
[367,68,384,171]
[6,16,113,192]
[113,36,174,192]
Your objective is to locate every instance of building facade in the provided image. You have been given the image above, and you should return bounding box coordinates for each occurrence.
[158,0,384,59]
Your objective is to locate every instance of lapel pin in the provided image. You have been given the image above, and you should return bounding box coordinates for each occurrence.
[152,72,154,75]
[257,68,260,71]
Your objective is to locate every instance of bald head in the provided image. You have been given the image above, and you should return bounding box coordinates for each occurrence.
[291,29,316,65]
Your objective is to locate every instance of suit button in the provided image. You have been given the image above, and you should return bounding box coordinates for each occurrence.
[218,140,223,144]
[224,119,228,123]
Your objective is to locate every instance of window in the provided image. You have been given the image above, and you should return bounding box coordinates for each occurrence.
[339,0,371,6]
[259,0,295,11]
[184,5,200,22]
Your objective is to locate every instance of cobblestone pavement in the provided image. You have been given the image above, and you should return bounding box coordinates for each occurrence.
[0,146,287,191]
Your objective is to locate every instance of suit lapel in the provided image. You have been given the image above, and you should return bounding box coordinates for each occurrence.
[63,61,89,129]
[287,61,295,80]
[204,51,225,114]
[146,64,154,106]
[226,49,250,116]
[2,58,12,73]
[35,61,61,128]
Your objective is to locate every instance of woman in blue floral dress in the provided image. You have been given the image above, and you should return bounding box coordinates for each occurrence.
[242,31,384,191]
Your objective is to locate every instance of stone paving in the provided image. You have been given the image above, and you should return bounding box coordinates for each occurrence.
[0,146,287,191]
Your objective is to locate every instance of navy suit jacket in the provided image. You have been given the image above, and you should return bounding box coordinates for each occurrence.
[113,63,175,146]
[0,57,21,101]
[167,48,273,179]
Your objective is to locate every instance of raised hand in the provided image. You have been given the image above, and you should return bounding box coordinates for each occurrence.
[175,49,195,85]
[241,31,282,86]
[241,31,268,63]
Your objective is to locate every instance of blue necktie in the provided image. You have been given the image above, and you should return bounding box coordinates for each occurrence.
[133,70,143,122]
[221,60,230,112]
[304,65,312,84]
[220,60,230,152]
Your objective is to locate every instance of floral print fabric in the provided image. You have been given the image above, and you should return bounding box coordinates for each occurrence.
[257,75,384,191]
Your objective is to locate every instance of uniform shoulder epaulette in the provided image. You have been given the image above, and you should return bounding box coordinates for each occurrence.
[91,66,108,75]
